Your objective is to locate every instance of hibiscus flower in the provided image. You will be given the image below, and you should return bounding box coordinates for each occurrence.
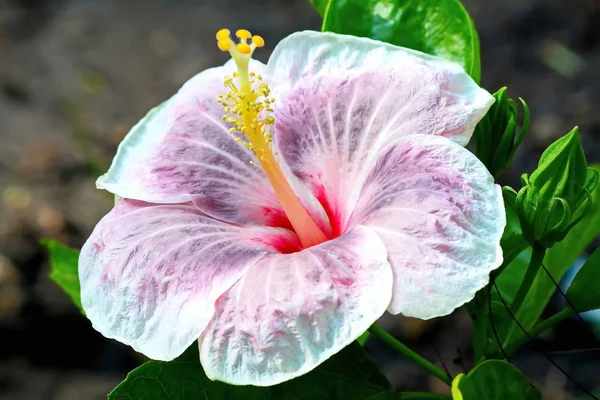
[79,29,505,386]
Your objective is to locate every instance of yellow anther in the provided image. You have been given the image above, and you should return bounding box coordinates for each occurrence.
[216,28,276,171]
[217,39,231,52]
[252,35,265,47]
[236,29,252,39]
[216,29,230,40]
[236,43,252,54]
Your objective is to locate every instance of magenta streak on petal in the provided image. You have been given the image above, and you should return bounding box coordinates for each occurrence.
[313,181,344,239]
[250,229,302,254]
[260,206,295,231]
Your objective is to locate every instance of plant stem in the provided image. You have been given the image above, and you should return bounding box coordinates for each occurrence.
[510,245,546,314]
[532,308,574,336]
[400,393,452,399]
[368,324,452,386]
[504,307,574,355]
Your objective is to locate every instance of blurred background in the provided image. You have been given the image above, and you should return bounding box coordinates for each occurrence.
[0,0,599,399]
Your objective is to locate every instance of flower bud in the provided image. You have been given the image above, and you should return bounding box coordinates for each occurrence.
[474,87,530,177]
[514,127,598,248]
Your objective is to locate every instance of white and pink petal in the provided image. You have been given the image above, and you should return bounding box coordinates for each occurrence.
[79,199,299,361]
[268,31,494,149]
[270,31,492,145]
[97,62,253,203]
[198,226,392,386]
[96,60,329,231]
[349,134,505,319]
[269,32,494,233]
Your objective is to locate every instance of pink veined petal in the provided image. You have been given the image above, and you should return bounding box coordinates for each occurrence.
[350,134,505,319]
[267,31,494,235]
[79,199,300,361]
[198,226,392,386]
[95,60,329,232]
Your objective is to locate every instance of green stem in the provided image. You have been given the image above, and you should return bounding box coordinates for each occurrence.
[368,324,452,386]
[509,245,546,314]
[400,393,452,399]
[467,290,488,363]
[504,308,574,355]
[532,308,574,336]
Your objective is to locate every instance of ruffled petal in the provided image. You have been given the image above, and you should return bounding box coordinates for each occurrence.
[268,31,493,234]
[351,134,505,319]
[79,199,298,361]
[96,60,328,230]
[198,226,392,386]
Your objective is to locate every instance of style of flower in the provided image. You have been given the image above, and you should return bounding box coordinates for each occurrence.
[79,29,505,386]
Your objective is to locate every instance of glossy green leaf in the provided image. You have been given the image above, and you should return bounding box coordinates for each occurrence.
[109,342,392,400]
[566,248,600,312]
[457,360,541,400]
[368,393,447,400]
[504,164,600,348]
[309,0,330,16]
[42,239,83,313]
[452,374,464,399]
[365,394,402,400]
[109,345,268,399]
[322,0,481,81]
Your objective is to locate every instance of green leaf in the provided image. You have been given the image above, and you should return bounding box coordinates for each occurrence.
[109,345,269,400]
[503,164,600,349]
[41,239,83,313]
[109,342,392,400]
[457,360,541,400]
[277,341,392,399]
[365,393,402,400]
[322,0,481,82]
[309,0,330,16]
[566,248,600,312]
[369,393,447,400]
[452,374,464,399]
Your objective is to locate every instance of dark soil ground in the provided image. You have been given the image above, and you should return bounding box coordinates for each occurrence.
[0,0,598,399]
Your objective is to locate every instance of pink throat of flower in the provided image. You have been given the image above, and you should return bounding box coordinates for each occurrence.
[262,157,329,250]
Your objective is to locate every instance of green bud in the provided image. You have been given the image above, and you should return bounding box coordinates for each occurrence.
[474,87,530,177]
[515,127,598,248]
